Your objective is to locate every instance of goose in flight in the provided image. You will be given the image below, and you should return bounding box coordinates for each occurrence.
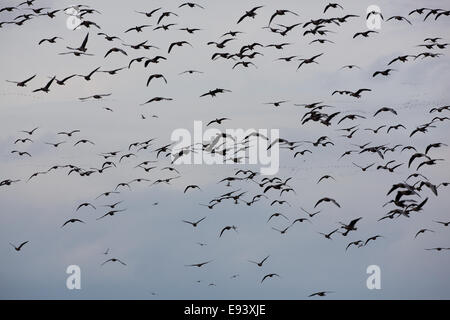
[318,229,339,240]
[300,207,321,218]
[77,67,100,81]
[430,105,450,113]
[96,191,120,200]
[200,88,231,98]
[294,150,312,158]
[32,76,55,93]
[38,36,62,45]
[101,258,127,266]
[267,213,289,223]
[270,200,291,207]
[61,219,85,228]
[414,229,435,239]
[101,68,126,76]
[45,141,65,148]
[96,209,127,221]
[324,3,343,13]
[58,50,93,57]
[248,255,270,267]
[6,74,36,87]
[233,61,257,69]
[365,125,386,134]
[309,291,333,297]
[66,33,89,52]
[125,25,151,33]
[219,225,237,237]
[350,89,372,98]
[18,0,36,6]
[268,10,298,25]
[297,53,324,70]
[179,27,202,34]
[76,202,96,211]
[237,6,264,24]
[340,65,361,70]
[425,143,447,155]
[222,30,244,37]
[179,2,204,9]
[417,158,444,171]
[147,74,167,86]
[373,69,397,78]
[79,93,111,101]
[154,23,177,31]
[168,41,192,54]
[387,124,406,133]
[185,260,213,267]
[346,240,363,251]
[353,30,378,39]
[104,47,127,58]
[27,171,47,182]
[333,89,371,99]
[423,9,446,21]
[179,70,203,75]
[199,203,219,210]
[275,56,298,62]
[9,241,29,251]
[74,139,95,146]
[272,226,290,234]
[54,74,78,86]
[314,197,341,208]
[182,217,206,227]
[387,15,412,24]
[0,179,21,187]
[206,118,230,126]
[135,8,161,17]
[264,101,289,107]
[261,273,280,283]
[374,107,398,116]
[11,150,32,157]
[290,218,311,227]
[118,153,136,162]
[184,185,202,193]
[0,6,19,13]
[339,217,363,236]
[408,8,431,16]
[58,130,80,137]
[103,201,123,209]
[364,235,383,246]
[207,38,235,49]
[434,221,450,227]
[310,39,334,45]
[388,55,414,65]
[157,11,179,24]
[140,97,173,105]
[144,56,167,67]
[367,10,384,20]
[435,10,450,20]
[317,175,336,184]
[352,162,375,172]
[20,127,39,135]
[97,32,121,41]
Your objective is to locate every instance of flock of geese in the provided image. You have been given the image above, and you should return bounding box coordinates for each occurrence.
[1,1,450,299]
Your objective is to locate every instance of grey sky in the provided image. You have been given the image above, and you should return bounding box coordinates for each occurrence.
[1,0,450,299]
